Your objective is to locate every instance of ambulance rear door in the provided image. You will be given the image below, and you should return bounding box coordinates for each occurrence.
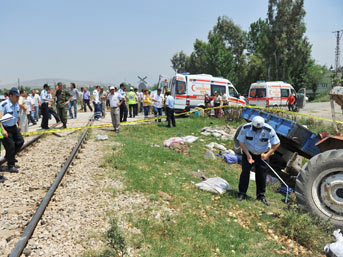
[188,78,211,108]
[248,85,267,107]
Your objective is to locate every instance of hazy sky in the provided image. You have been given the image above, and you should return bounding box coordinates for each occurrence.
[0,0,342,86]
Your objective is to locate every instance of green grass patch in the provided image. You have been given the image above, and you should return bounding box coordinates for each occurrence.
[99,117,330,256]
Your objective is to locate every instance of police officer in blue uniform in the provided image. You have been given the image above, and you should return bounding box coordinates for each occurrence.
[41,84,54,129]
[237,116,280,206]
[0,88,25,173]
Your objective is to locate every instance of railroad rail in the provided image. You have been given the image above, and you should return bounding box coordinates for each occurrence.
[8,119,93,257]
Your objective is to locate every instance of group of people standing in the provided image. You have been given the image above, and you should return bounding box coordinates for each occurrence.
[204,91,230,118]
[106,83,176,132]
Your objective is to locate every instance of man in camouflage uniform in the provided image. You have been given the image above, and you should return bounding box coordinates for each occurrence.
[55,82,72,128]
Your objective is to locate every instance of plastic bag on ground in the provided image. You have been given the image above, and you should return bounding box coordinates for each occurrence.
[224,154,239,164]
[195,177,230,194]
[96,134,108,141]
[182,136,198,143]
[324,229,343,257]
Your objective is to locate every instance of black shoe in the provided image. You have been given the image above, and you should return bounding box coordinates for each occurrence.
[257,196,270,206]
[5,166,19,173]
[14,159,18,163]
[238,193,246,201]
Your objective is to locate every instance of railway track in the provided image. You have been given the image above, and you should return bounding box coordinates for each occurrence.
[0,119,93,256]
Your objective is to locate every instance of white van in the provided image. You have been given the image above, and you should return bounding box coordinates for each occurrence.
[162,73,246,113]
[247,81,306,108]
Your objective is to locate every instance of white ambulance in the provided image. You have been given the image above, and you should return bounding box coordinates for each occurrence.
[247,81,306,108]
[161,73,246,113]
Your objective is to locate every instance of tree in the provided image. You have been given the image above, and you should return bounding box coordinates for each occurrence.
[267,0,311,84]
[170,51,189,73]
[304,59,327,95]
[247,18,269,56]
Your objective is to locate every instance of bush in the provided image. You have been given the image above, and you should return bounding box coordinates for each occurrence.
[99,219,127,257]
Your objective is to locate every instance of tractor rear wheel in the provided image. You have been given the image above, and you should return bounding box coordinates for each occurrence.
[295,149,343,227]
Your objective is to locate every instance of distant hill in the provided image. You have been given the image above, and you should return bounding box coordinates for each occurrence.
[0,78,115,89]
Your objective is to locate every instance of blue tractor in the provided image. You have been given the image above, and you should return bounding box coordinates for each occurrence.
[234,87,343,227]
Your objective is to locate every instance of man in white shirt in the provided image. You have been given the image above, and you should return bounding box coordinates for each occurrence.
[31,89,41,121]
[26,94,36,125]
[152,89,163,122]
[107,86,124,133]
[93,86,101,120]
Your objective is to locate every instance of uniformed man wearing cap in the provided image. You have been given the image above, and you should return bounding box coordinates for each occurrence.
[0,87,25,173]
[237,116,280,206]
[55,82,72,128]
[41,84,54,129]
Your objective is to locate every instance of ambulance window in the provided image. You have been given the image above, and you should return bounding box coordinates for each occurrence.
[211,85,226,96]
[228,87,239,97]
[175,81,186,95]
[250,88,266,98]
[281,89,290,97]
[291,89,296,96]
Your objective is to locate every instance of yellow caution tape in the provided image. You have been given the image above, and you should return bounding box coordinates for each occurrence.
[20,104,342,136]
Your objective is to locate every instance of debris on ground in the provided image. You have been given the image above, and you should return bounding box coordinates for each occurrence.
[163,136,198,147]
[324,229,343,257]
[224,153,240,164]
[95,134,108,141]
[169,142,190,155]
[277,187,294,195]
[163,137,185,147]
[204,149,216,159]
[195,177,230,194]
[201,125,235,141]
[151,144,160,148]
[182,136,198,143]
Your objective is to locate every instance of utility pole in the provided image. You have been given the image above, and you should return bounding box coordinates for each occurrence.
[333,30,343,79]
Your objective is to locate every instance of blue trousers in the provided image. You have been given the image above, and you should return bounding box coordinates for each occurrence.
[68,100,77,118]
[32,106,39,120]
[153,107,162,122]
[93,102,101,120]
[144,106,150,119]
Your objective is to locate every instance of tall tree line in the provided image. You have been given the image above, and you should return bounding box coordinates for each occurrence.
[170,0,327,94]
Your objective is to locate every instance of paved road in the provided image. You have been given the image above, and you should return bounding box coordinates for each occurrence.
[301,101,343,121]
